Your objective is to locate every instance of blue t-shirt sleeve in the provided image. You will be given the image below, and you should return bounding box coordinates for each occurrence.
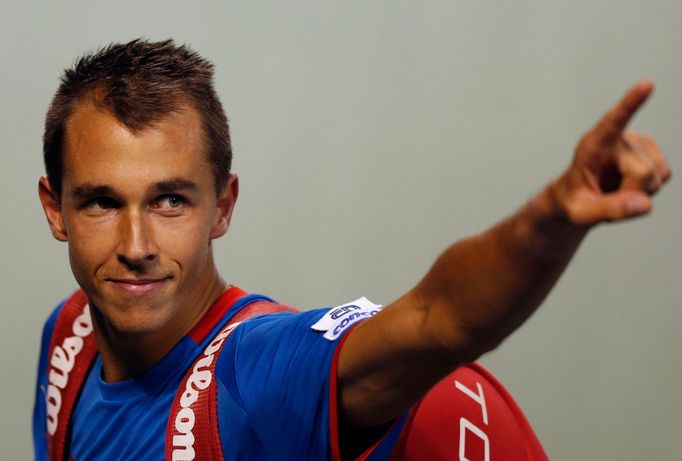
[33,300,66,461]
[215,308,343,461]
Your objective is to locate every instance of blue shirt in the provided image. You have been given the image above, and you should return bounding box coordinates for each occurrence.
[33,294,349,460]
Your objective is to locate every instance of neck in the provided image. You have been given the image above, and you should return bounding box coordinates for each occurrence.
[91,267,227,382]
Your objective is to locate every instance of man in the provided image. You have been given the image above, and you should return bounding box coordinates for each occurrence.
[33,39,670,460]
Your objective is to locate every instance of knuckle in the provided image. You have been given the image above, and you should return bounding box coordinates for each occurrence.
[563,200,585,224]
[601,200,621,221]
[656,157,672,181]
[639,133,654,144]
[644,176,662,194]
[624,160,654,183]
[610,200,630,221]
[578,135,601,155]
[636,166,655,182]
[623,130,638,144]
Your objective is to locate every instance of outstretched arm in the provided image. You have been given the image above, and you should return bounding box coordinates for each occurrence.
[338,80,671,428]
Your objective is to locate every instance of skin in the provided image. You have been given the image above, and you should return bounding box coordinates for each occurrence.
[39,99,238,381]
[39,81,670,455]
[337,80,671,432]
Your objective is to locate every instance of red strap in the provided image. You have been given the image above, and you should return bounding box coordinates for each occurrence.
[44,286,274,461]
[46,290,96,461]
[186,287,249,344]
[165,300,296,461]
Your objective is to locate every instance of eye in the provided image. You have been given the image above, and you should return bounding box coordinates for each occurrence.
[82,196,120,210]
[152,195,187,214]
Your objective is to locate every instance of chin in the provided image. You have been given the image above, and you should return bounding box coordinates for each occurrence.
[108,316,171,337]
[91,299,177,338]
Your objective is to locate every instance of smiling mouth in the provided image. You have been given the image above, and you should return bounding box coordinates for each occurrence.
[106,277,171,294]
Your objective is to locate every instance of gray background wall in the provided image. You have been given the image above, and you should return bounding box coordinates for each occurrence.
[1,1,680,459]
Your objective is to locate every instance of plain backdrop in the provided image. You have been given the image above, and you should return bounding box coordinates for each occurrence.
[1,1,680,459]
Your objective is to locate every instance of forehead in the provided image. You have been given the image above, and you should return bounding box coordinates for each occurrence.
[61,101,213,192]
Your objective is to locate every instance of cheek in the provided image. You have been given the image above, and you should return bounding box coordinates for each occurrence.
[153,216,214,269]
[66,225,117,286]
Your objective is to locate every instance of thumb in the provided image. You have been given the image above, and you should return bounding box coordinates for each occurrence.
[585,191,652,223]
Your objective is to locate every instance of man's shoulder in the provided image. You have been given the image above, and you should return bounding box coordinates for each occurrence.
[216,296,383,384]
[237,306,328,330]
[234,296,383,343]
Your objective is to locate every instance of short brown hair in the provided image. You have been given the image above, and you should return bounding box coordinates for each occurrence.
[43,38,231,198]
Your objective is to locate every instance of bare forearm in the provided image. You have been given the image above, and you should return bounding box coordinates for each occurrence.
[414,183,588,362]
[340,183,589,427]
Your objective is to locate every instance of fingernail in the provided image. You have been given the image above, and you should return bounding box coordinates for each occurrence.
[627,197,650,214]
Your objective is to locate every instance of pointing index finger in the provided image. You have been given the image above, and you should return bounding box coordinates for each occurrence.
[594,79,654,144]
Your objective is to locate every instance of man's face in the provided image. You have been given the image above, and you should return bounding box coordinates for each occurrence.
[40,101,237,337]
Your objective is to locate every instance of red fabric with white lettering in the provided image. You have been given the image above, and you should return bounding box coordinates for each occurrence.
[47,289,548,461]
[47,290,96,461]
[165,298,297,461]
[330,357,548,461]
[387,363,549,461]
[46,286,294,461]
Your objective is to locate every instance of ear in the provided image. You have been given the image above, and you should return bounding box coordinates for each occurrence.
[210,173,239,239]
[38,176,68,242]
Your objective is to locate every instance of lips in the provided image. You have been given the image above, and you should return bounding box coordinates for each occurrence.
[106,276,171,295]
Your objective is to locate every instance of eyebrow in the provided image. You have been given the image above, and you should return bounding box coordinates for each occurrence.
[71,178,200,200]
[152,178,201,194]
[71,184,115,200]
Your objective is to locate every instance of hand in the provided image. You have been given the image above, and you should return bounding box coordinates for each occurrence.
[550,80,672,227]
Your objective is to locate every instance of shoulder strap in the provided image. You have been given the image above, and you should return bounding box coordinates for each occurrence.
[45,289,96,461]
[165,300,297,461]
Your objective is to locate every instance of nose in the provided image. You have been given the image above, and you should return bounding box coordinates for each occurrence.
[116,210,157,269]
